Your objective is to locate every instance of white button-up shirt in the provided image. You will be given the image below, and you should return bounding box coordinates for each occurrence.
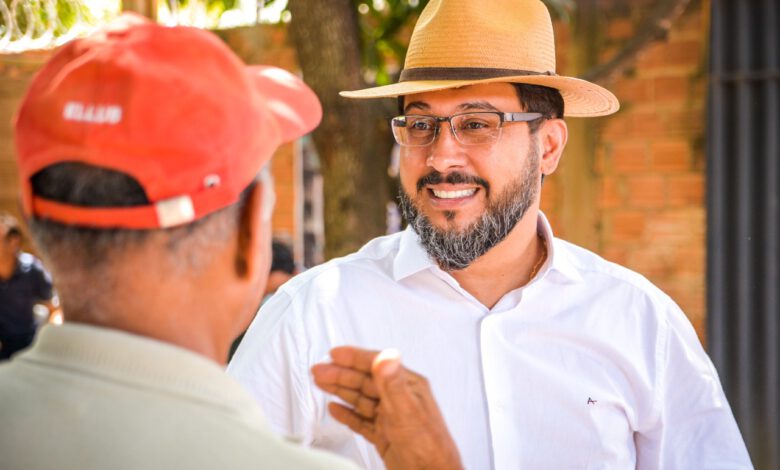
[229,214,752,469]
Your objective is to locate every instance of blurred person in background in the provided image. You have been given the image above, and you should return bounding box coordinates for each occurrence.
[264,239,299,300]
[0,212,57,360]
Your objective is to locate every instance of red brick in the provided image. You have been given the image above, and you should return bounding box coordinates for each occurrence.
[610,210,646,242]
[601,116,630,139]
[669,9,704,40]
[601,246,629,265]
[616,78,653,103]
[651,139,692,171]
[269,142,297,235]
[627,245,675,278]
[607,18,634,40]
[598,177,623,208]
[638,40,703,69]
[668,174,704,206]
[627,111,666,138]
[628,176,666,207]
[612,142,648,173]
[663,109,705,135]
[654,76,692,102]
[673,246,705,276]
[645,210,705,243]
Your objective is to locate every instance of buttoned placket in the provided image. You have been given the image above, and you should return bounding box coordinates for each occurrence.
[428,256,551,470]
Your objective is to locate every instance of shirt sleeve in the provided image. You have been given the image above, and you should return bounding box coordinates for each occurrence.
[635,300,753,469]
[227,291,317,444]
[32,258,54,302]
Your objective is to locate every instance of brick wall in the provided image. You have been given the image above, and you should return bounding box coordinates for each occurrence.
[218,25,302,242]
[541,1,709,341]
[0,51,53,251]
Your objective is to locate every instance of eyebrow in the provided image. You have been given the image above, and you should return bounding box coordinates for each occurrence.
[403,100,501,114]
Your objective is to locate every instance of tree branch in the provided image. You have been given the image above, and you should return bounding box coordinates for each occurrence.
[581,0,693,82]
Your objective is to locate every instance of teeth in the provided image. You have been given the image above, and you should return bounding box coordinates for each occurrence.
[432,188,477,199]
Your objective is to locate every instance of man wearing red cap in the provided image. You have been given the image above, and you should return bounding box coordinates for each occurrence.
[230,0,752,468]
[0,16,461,470]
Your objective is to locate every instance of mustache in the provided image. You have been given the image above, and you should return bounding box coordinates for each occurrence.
[416,171,490,193]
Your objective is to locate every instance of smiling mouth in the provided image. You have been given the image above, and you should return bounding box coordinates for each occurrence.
[430,188,478,199]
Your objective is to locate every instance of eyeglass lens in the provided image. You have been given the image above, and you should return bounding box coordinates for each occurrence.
[392,113,503,147]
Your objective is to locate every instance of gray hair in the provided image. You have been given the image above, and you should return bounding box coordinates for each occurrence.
[28,163,257,275]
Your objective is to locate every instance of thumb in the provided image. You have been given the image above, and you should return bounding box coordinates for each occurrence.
[372,349,405,414]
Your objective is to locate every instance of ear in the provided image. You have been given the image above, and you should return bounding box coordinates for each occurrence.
[538,119,568,176]
[234,183,271,280]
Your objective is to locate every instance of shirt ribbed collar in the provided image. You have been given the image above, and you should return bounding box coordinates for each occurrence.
[393,211,583,283]
[17,323,267,418]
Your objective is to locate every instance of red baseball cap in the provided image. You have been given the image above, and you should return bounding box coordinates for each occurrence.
[14,14,322,229]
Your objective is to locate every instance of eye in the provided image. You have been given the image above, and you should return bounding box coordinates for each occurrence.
[458,118,491,131]
[408,118,434,131]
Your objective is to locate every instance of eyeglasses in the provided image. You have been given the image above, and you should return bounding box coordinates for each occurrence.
[391,111,543,147]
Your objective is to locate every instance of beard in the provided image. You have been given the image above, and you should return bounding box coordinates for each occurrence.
[398,143,541,272]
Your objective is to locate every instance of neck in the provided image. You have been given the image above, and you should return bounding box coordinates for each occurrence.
[55,264,238,366]
[0,253,16,279]
[448,209,546,309]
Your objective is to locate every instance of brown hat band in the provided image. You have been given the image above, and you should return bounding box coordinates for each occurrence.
[399,67,557,82]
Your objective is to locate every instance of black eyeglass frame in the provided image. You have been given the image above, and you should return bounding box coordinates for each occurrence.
[390,111,545,147]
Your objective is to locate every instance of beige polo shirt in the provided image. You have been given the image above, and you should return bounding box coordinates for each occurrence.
[0,323,356,470]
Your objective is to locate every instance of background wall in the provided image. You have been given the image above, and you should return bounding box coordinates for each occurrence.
[541,0,709,341]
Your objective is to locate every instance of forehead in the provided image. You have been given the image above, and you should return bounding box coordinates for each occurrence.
[403,82,520,112]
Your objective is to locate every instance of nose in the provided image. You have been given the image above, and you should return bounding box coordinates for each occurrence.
[426,121,467,172]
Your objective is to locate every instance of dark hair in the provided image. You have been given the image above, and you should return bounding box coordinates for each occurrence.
[511,83,564,133]
[0,212,22,240]
[28,162,253,270]
[270,240,296,274]
[396,83,564,133]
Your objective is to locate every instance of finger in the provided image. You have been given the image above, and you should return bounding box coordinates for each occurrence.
[322,386,379,419]
[328,402,380,444]
[311,364,380,398]
[372,350,428,416]
[330,346,381,373]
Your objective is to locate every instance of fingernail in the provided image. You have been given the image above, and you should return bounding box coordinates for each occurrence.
[380,359,400,375]
[374,348,401,375]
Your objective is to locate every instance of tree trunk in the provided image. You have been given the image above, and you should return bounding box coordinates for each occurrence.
[288,0,393,259]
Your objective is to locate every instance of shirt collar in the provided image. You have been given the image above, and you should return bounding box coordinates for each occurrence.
[392,211,583,283]
[536,211,583,283]
[18,323,267,418]
[393,226,436,281]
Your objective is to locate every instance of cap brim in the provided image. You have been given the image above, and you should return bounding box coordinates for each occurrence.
[340,74,619,118]
[247,65,322,143]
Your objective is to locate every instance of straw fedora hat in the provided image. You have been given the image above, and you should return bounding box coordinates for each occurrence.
[340,0,619,117]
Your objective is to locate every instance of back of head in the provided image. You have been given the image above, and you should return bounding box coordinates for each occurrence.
[13,14,321,340]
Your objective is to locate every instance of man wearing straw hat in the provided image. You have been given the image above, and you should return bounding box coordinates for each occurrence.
[230,0,752,468]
